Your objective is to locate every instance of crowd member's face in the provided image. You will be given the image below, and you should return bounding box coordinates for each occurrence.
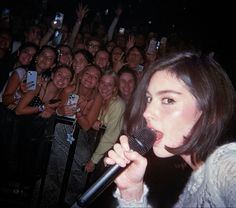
[86,40,100,56]
[58,46,72,65]
[80,66,101,89]
[99,74,116,100]
[126,48,143,68]
[119,72,135,100]
[116,34,126,49]
[36,48,56,74]
[52,67,72,89]
[72,53,89,74]
[106,41,116,53]
[18,46,37,66]
[95,51,109,71]
[146,51,157,63]
[143,70,202,158]
[111,47,123,64]
[25,26,42,45]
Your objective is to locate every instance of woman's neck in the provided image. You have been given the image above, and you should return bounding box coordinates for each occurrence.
[47,81,61,95]
[78,85,94,100]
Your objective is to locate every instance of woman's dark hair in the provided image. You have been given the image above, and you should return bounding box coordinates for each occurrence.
[124,51,236,164]
[37,45,58,63]
[73,49,94,64]
[28,45,58,70]
[18,42,39,53]
[51,64,74,81]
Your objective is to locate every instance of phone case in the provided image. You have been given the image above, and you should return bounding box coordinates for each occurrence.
[67,94,79,106]
[26,71,37,91]
[54,12,64,29]
[65,94,79,120]
[147,39,157,53]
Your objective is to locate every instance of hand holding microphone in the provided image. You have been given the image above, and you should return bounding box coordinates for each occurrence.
[71,128,155,208]
[104,135,150,195]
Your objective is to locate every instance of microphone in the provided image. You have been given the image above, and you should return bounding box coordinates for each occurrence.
[70,127,156,208]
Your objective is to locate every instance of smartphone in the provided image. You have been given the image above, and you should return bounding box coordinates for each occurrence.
[67,94,79,106]
[119,27,125,35]
[137,64,144,72]
[52,30,63,46]
[26,71,37,91]
[53,12,64,29]
[65,94,79,120]
[147,38,157,53]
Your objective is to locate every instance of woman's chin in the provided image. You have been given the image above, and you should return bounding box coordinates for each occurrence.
[153,146,174,158]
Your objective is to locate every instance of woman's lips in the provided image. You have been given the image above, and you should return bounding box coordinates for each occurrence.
[150,128,163,142]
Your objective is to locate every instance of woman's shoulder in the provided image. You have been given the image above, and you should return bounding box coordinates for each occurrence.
[205,142,236,174]
[14,67,27,79]
[110,96,126,108]
[213,142,236,157]
[105,96,126,115]
[63,84,76,94]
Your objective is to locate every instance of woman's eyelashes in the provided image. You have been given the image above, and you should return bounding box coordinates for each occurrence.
[162,97,175,105]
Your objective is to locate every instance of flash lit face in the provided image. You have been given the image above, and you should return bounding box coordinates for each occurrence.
[18,47,37,66]
[143,70,202,158]
[52,67,72,89]
[119,72,135,101]
[72,53,89,74]
[36,48,56,74]
[99,74,116,100]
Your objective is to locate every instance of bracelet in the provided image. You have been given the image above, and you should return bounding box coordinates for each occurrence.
[38,104,45,112]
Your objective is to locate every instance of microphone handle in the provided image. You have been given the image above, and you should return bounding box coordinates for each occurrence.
[75,164,124,207]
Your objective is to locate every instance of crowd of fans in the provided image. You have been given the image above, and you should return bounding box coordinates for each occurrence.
[0,2,222,208]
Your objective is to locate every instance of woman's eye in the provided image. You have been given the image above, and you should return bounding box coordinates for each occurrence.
[146,96,152,103]
[162,98,175,104]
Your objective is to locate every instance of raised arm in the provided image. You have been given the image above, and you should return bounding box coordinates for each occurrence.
[68,2,89,48]
[107,7,123,41]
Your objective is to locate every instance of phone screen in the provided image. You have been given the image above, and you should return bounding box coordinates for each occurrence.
[54,12,64,29]
[26,71,37,91]
[119,28,125,35]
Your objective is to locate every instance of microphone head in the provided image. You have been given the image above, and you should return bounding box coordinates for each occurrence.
[129,128,156,155]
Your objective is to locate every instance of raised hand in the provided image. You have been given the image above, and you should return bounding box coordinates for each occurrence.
[76,2,89,22]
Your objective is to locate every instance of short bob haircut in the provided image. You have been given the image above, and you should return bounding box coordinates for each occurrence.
[124,51,236,165]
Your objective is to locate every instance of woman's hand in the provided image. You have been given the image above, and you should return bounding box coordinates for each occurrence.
[92,120,101,130]
[76,2,89,22]
[104,135,147,201]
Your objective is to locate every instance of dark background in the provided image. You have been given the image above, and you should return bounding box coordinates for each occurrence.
[1,0,235,82]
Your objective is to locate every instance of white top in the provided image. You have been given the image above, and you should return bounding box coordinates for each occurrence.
[0,67,26,103]
[115,142,236,208]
